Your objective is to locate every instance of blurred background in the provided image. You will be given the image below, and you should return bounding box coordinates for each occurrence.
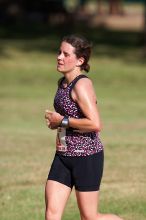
[0,1,146,220]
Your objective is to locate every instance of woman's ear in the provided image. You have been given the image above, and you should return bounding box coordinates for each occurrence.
[76,57,84,67]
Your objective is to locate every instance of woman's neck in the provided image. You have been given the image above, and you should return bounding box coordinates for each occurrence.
[64,70,83,85]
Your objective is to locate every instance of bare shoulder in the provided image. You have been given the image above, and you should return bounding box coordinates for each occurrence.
[74,77,94,91]
[73,76,97,102]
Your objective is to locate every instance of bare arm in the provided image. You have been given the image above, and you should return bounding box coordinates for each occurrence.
[68,78,102,132]
[45,78,102,132]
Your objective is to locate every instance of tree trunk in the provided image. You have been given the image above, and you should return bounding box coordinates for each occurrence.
[109,0,123,15]
[97,0,104,15]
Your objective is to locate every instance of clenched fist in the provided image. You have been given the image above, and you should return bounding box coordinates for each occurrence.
[45,110,63,129]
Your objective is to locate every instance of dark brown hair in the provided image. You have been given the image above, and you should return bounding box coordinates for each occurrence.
[62,35,92,72]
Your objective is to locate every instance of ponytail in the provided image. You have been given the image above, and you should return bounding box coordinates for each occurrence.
[81,63,90,73]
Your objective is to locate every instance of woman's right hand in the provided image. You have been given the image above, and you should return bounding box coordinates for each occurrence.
[45,110,63,130]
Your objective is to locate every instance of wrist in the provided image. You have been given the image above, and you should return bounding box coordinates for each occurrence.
[60,116,69,128]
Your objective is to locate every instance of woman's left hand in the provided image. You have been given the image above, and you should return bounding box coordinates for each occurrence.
[45,110,63,129]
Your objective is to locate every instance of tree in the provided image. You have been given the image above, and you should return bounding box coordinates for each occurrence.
[109,0,124,15]
[0,0,67,24]
[97,0,104,15]
[97,0,124,15]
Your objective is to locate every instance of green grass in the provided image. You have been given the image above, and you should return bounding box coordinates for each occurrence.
[0,33,146,220]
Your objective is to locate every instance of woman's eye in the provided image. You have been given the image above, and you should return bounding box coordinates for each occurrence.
[64,52,69,57]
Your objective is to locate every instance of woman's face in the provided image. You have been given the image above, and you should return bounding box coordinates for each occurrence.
[57,41,81,74]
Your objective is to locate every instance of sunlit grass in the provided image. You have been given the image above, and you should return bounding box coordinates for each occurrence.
[0,39,146,220]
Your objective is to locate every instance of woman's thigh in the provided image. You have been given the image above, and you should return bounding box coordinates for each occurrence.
[73,151,104,192]
[45,180,71,218]
[76,190,99,220]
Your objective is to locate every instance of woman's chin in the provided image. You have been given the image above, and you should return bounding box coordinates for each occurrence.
[57,67,66,73]
[57,69,62,73]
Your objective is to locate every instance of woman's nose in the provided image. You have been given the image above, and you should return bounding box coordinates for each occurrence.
[57,53,63,60]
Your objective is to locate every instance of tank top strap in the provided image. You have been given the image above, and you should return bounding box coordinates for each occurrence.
[70,74,88,90]
[69,74,88,98]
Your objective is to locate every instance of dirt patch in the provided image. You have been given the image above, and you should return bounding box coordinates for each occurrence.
[89,13,144,31]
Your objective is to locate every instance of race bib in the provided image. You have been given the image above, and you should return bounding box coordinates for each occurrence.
[56,127,67,152]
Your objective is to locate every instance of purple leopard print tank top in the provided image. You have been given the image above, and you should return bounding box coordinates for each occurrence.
[54,74,103,156]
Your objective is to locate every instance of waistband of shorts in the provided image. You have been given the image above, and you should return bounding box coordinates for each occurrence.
[56,149,104,157]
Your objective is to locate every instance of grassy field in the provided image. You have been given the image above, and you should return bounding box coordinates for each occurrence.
[0,27,146,220]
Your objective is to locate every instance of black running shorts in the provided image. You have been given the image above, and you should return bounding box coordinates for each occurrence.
[47,150,104,192]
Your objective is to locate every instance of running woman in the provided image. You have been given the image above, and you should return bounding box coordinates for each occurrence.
[45,35,123,220]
